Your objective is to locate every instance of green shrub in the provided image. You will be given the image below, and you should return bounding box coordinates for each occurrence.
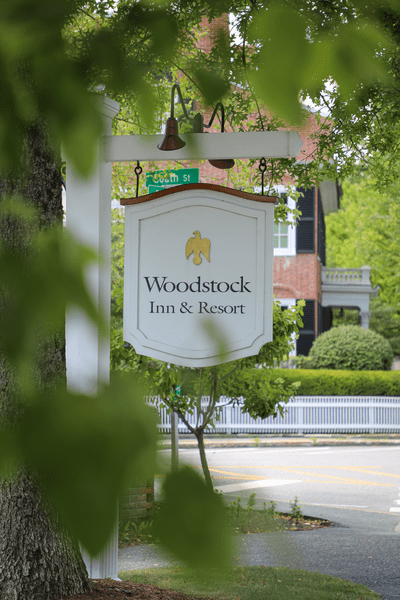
[308,325,393,371]
[369,300,400,344]
[389,336,400,357]
[269,368,400,396]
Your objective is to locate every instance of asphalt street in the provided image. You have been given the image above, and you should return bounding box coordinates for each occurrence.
[119,443,400,600]
[183,445,400,515]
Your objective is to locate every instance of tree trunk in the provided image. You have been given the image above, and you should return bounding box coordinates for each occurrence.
[0,122,90,598]
[194,428,213,490]
[0,471,89,600]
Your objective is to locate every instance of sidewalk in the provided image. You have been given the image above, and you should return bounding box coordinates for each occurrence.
[158,433,400,449]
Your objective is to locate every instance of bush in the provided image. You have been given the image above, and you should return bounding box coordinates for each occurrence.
[389,336,400,357]
[369,300,400,343]
[307,325,393,371]
[269,368,400,396]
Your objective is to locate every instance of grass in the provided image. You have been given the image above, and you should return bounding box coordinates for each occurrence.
[226,494,329,534]
[119,495,377,599]
[119,518,156,547]
[119,494,329,547]
[226,495,284,534]
[120,565,381,600]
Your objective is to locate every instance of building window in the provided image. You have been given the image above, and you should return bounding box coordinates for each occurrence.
[274,222,289,249]
[273,187,296,257]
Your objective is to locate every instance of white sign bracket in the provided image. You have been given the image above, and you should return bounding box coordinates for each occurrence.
[103,130,303,163]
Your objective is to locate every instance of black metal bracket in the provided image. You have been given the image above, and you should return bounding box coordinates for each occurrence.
[259,157,267,196]
[135,161,143,198]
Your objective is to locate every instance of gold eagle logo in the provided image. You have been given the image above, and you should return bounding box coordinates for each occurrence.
[185,231,210,265]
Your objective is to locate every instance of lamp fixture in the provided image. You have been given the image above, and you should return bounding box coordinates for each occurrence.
[157,83,235,170]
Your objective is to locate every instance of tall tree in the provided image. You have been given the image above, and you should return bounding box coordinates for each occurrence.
[0,2,244,596]
[0,123,90,597]
[326,170,400,306]
[1,1,399,598]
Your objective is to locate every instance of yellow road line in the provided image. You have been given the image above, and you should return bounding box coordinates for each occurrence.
[324,466,400,479]
[259,466,395,486]
[208,466,395,486]
[214,465,382,468]
[212,465,400,479]
[300,480,395,486]
[208,467,271,480]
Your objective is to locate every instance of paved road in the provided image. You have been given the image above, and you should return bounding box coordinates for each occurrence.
[120,445,400,600]
[174,445,400,516]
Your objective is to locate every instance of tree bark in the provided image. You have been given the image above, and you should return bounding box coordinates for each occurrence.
[0,471,89,600]
[194,428,213,490]
[0,122,90,598]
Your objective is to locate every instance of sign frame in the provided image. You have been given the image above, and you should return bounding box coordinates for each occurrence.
[121,183,275,367]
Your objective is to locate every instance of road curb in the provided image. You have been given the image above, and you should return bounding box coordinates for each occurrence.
[158,436,400,450]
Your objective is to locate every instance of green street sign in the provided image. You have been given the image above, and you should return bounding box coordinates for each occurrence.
[146,168,199,189]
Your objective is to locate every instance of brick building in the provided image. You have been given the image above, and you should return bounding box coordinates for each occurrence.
[152,115,377,356]
[141,16,377,356]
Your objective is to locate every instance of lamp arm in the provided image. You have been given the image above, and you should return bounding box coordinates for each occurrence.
[204,102,225,132]
[170,83,192,122]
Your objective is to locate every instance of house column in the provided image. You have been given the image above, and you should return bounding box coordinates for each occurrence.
[360,311,371,329]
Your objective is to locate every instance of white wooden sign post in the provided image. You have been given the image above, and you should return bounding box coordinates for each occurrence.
[65,95,303,579]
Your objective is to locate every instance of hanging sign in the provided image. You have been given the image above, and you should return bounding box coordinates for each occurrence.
[120,184,275,367]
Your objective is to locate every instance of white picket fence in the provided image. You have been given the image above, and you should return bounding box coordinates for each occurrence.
[149,396,400,434]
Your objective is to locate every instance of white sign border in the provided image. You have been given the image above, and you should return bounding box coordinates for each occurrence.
[122,185,275,367]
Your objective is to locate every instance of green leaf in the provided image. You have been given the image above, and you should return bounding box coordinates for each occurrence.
[0,216,103,392]
[52,89,105,177]
[304,22,391,101]
[0,429,21,477]
[248,7,311,124]
[192,67,230,106]
[153,467,231,571]
[19,372,157,556]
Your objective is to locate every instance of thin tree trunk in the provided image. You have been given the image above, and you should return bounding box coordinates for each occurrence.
[194,428,213,490]
[0,122,90,598]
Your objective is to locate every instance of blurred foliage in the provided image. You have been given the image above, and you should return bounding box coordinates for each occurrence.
[332,308,361,328]
[2,0,400,570]
[0,201,159,555]
[154,467,232,571]
[369,300,400,342]
[326,171,400,307]
[332,300,400,357]
[0,203,232,562]
[18,374,157,555]
[307,325,394,371]
[270,367,400,396]
[0,202,100,393]
[1,0,399,184]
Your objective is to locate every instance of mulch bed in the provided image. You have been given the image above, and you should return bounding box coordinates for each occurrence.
[278,514,332,531]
